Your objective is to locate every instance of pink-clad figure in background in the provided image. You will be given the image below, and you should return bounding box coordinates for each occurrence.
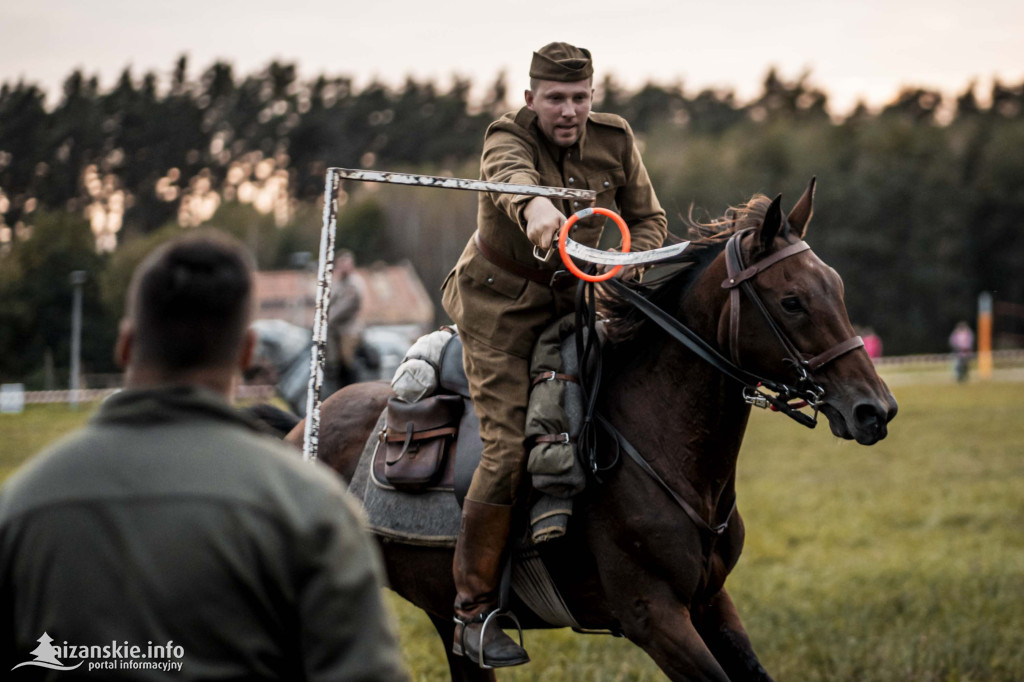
[862,327,883,360]
[949,321,975,383]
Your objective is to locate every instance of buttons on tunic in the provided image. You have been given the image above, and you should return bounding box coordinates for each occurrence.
[568,177,575,184]
[486,276,495,284]
[603,180,610,188]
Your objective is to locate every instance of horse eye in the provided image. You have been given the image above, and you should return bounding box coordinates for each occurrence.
[781,296,804,313]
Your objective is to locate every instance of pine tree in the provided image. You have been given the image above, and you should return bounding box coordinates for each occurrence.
[29,632,62,665]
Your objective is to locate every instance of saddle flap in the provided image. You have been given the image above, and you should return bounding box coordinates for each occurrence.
[385,393,465,438]
[370,396,482,498]
[382,395,464,491]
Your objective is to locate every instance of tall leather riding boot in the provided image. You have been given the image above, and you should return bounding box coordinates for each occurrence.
[452,499,530,668]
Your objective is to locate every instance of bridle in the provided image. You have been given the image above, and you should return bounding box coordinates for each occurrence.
[602,228,864,429]
[575,225,864,539]
[721,228,865,424]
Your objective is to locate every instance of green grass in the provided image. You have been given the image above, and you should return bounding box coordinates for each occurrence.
[3,378,1023,680]
[727,381,1024,682]
[0,403,97,481]
[385,379,1024,681]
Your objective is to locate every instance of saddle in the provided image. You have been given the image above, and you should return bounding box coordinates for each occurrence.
[352,325,587,629]
[369,320,588,525]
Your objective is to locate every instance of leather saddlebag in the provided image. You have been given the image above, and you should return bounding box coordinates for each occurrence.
[384,394,464,491]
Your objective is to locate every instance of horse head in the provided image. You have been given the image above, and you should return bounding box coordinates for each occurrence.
[722,178,897,444]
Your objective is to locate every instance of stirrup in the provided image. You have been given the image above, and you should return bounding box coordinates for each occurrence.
[454,609,526,669]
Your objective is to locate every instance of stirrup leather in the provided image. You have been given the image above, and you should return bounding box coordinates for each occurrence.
[454,609,525,669]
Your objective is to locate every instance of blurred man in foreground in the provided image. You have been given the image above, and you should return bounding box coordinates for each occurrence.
[0,232,408,681]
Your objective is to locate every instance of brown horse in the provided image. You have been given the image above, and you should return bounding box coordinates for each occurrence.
[286,182,897,681]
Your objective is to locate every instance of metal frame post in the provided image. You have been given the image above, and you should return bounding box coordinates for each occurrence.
[303,170,340,462]
[300,167,606,464]
[69,270,87,409]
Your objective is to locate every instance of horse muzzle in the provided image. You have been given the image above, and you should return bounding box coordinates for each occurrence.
[821,392,898,445]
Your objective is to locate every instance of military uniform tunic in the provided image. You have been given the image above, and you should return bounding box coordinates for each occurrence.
[442,106,667,504]
[0,386,408,681]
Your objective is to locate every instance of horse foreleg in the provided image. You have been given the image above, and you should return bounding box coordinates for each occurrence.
[618,593,732,682]
[427,613,496,682]
[694,589,773,682]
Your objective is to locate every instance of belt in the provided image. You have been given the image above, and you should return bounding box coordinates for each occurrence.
[473,232,576,288]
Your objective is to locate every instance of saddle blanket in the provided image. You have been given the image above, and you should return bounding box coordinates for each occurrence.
[350,411,462,547]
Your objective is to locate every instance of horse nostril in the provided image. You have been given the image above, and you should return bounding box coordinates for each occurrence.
[854,402,884,430]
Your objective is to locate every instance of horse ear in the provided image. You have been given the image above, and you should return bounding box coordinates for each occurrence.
[787,177,816,238]
[759,194,784,252]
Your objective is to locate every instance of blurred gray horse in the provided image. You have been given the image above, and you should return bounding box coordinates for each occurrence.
[250,319,409,416]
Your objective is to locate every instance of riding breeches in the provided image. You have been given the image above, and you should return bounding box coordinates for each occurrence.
[460,330,531,506]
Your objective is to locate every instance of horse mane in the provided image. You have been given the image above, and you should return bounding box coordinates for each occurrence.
[599,194,774,344]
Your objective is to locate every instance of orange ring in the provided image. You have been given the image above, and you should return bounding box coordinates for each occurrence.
[557,207,631,283]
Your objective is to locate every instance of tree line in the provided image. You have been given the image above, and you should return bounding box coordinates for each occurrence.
[1,57,1023,386]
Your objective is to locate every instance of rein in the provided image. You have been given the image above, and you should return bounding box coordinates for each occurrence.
[604,229,863,429]
[572,228,863,537]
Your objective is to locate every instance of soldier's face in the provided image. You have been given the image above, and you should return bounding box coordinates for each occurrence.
[525,79,593,147]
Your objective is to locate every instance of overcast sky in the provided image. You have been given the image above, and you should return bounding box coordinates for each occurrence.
[2,0,1022,115]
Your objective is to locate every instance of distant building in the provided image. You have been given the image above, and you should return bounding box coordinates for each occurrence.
[253,260,434,331]
[251,261,435,406]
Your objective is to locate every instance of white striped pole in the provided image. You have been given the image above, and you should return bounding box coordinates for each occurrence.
[303,169,341,462]
[328,167,597,201]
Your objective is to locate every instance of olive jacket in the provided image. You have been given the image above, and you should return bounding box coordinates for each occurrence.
[442,107,668,358]
[0,386,408,682]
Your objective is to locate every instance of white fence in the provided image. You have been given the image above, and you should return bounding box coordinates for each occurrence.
[2,384,276,408]
[872,349,1024,366]
[4,349,1024,410]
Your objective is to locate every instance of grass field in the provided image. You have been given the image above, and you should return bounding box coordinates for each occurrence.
[2,372,1023,681]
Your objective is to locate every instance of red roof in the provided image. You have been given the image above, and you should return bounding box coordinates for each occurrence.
[253,261,434,328]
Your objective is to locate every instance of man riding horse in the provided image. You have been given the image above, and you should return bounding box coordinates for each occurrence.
[441,41,668,667]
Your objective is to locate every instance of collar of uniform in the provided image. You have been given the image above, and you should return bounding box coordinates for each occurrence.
[93,384,268,434]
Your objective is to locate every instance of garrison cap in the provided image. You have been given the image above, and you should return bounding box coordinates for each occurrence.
[529,42,593,82]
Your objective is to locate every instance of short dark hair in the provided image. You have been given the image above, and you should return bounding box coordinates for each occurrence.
[127,231,254,372]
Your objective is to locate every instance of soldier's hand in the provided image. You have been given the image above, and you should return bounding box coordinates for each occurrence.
[523,197,566,250]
